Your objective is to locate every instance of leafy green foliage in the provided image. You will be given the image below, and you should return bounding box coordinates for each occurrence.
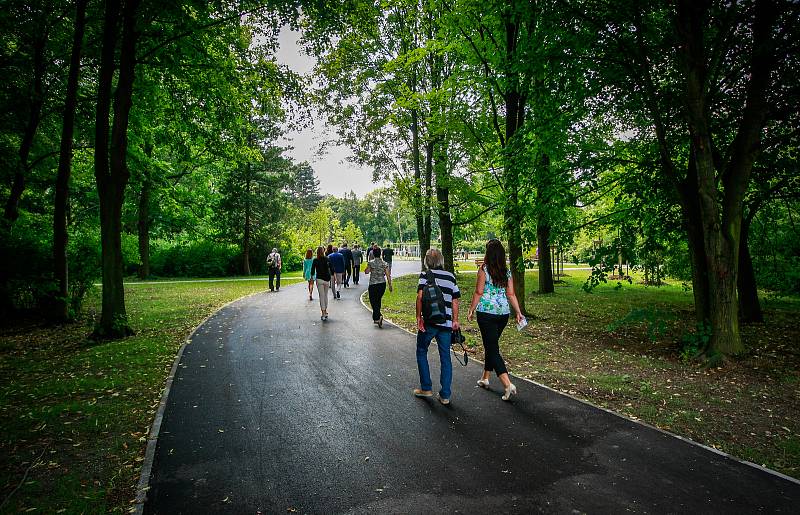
[679,322,713,363]
[149,241,241,277]
[607,308,675,342]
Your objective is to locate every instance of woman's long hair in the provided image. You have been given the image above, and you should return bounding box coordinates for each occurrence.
[316,246,325,259]
[484,239,509,288]
[325,244,333,256]
[305,249,313,260]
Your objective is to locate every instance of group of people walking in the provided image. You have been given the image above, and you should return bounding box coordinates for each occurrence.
[301,243,392,324]
[280,238,524,404]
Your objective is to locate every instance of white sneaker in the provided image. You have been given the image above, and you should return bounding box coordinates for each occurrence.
[502,383,517,401]
[477,378,490,388]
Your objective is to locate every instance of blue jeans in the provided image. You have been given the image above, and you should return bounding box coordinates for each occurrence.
[416,324,453,399]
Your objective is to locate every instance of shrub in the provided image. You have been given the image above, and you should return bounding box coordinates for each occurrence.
[281,253,303,273]
[150,240,240,277]
[0,219,55,316]
[67,231,101,315]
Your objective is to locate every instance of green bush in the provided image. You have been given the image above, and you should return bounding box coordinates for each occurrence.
[149,240,240,277]
[281,253,303,272]
[0,218,55,315]
[755,254,800,296]
[67,231,100,315]
[121,232,140,275]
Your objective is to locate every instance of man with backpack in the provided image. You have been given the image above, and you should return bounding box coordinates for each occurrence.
[267,247,282,292]
[414,248,461,406]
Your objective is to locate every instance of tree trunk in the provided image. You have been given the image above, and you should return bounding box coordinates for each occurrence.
[137,144,152,280]
[411,108,428,271]
[5,34,47,223]
[53,0,87,320]
[738,216,762,323]
[435,150,453,273]
[417,139,434,268]
[676,0,776,357]
[680,180,711,323]
[94,0,140,338]
[537,215,553,294]
[242,166,252,276]
[536,154,553,293]
[500,9,527,314]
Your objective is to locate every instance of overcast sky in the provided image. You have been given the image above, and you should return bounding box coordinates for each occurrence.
[274,27,382,198]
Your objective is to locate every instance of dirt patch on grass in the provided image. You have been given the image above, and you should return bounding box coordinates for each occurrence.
[516,310,800,478]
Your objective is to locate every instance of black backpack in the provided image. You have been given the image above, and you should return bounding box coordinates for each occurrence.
[421,270,447,325]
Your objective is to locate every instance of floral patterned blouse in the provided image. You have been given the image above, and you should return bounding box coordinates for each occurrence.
[476,267,511,315]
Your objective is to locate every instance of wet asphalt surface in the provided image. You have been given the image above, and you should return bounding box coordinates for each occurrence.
[144,260,800,514]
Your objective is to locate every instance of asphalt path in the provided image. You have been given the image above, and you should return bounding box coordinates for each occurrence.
[144,260,800,514]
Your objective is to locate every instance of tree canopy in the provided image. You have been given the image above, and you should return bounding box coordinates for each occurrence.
[1,0,798,360]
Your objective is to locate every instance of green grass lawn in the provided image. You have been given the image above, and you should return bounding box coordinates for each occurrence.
[0,280,285,514]
[380,269,800,479]
[122,272,304,283]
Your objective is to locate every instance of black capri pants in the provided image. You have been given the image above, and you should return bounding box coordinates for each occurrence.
[368,282,386,321]
[476,311,509,376]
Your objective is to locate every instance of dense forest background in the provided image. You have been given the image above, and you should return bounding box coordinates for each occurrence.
[1,0,798,360]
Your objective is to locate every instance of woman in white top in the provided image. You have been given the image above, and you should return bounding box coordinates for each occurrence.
[466,239,524,401]
[364,246,393,328]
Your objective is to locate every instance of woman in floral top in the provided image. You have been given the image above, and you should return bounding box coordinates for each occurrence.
[467,239,524,401]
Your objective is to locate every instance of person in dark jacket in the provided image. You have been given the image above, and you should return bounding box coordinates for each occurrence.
[340,243,354,288]
[351,245,364,285]
[310,246,334,320]
[328,246,346,299]
[382,244,394,272]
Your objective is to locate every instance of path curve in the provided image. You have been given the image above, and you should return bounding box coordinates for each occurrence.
[143,260,800,514]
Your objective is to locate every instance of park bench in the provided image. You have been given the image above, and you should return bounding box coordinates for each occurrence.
[475,258,484,269]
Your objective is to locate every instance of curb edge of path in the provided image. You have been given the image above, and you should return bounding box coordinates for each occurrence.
[131,289,268,514]
[359,290,800,488]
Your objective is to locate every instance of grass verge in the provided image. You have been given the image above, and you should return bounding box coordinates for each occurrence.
[0,278,299,513]
[380,270,800,479]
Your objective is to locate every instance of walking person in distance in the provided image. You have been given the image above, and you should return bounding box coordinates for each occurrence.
[364,246,392,327]
[267,247,282,292]
[328,246,346,299]
[310,246,334,320]
[381,244,394,273]
[466,239,524,401]
[340,243,353,288]
[351,244,363,285]
[303,249,315,301]
[414,248,461,405]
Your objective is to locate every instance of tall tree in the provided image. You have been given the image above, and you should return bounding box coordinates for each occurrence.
[53,0,88,320]
[93,0,140,337]
[578,0,791,357]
